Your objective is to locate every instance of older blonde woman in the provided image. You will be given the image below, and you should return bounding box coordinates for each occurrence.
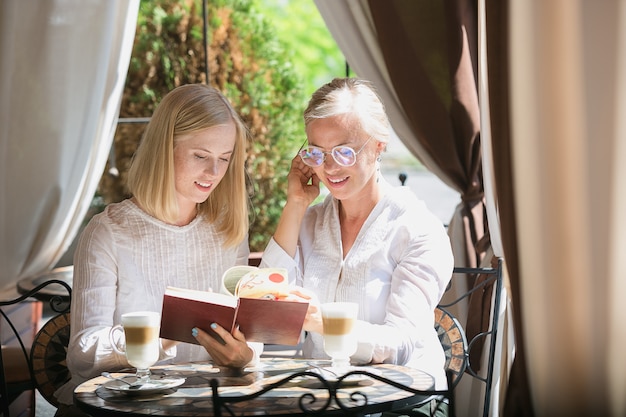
[263,78,454,416]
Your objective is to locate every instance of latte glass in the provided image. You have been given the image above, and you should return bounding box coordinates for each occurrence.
[321,302,359,371]
[109,311,160,382]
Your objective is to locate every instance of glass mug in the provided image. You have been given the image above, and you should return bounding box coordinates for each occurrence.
[109,311,161,382]
[321,302,359,371]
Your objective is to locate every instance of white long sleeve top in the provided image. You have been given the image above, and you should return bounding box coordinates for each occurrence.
[55,199,257,405]
[262,182,454,389]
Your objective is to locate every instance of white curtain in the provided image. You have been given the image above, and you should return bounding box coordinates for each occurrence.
[509,1,626,415]
[0,0,139,290]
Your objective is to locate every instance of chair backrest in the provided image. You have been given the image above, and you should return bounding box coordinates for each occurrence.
[0,279,71,417]
[435,258,504,417]
[30,312,71,408]
[434,306,468,389]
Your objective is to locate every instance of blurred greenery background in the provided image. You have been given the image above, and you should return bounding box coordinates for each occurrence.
[97,0,345,252]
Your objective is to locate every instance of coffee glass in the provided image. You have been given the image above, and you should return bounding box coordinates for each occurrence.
[109,311,160,382]
[321,302,359,371]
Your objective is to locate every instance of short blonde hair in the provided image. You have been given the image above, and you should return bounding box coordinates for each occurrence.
[304,77,391,143]
[127,84,249,247]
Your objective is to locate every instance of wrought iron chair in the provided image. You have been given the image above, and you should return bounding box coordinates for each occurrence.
[0,279,72,417]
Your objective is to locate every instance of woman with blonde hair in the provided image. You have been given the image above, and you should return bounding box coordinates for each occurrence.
[264,78,453,416]
[55,84,259,416]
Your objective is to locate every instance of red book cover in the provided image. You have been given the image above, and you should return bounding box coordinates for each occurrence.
[235,297,309,345]
[160,285,308,346]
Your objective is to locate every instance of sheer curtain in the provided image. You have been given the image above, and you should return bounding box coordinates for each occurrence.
[0,0,139,290]
[485,0,626,415]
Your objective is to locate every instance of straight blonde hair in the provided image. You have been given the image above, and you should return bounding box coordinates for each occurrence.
[127,84,249,247]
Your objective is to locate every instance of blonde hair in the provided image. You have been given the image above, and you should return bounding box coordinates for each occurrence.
[303,77,391,143]
[127,84,249,247]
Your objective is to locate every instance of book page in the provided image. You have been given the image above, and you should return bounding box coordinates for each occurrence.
[164,286,238,308]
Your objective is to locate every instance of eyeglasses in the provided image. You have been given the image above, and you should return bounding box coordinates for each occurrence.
[298,137,373,167]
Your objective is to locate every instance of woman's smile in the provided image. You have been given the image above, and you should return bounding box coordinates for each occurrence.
[195,180,214,191]
[326,175,349,188]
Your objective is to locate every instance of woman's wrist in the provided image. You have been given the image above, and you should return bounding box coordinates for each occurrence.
[284,198,310,215]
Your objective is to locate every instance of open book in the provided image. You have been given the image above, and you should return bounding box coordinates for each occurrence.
[160,267,308,346]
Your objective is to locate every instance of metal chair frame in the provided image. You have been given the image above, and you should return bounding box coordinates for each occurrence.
[441,259,504,417]
[0,279,71,417]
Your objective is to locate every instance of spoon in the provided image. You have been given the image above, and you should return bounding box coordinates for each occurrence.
[306,363,339,378]
[101,372,142,389]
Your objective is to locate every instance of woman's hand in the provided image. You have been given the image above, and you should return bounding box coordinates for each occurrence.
[287,155,320,207]
[287,287,323,335]
[192,324,253,368]
[272,156,320,257]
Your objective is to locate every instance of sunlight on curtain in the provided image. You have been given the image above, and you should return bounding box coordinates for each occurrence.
[0,0,139,289]
[510,1,626,415]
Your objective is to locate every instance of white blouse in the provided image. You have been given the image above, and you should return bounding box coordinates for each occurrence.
[55,199,255,405]
[262,182,454,389]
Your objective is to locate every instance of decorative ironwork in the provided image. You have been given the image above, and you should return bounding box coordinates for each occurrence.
[0,278,71,369]
[2,278,72,313]
[0,278,72,416]
[211,369,448,417]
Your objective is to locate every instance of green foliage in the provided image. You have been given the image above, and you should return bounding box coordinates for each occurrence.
[255,0,345,98]
[101,0,307,251]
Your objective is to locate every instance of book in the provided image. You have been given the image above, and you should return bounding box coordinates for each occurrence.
[160,267,308,346]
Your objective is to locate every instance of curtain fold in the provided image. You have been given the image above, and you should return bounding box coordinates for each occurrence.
[483,1,529,415]
[360,0,489,271]
[313,0,455,190]
[0,0,139,289]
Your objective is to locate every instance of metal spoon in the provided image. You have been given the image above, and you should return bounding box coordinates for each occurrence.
[307,363,339,378]
[101,372,142,389]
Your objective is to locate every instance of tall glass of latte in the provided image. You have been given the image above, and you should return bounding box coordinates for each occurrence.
[321,302,359,371]
[109,311,160,382]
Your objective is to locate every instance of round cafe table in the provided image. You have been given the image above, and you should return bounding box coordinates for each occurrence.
[74,358,437,416]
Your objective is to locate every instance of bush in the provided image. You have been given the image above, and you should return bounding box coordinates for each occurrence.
[98,0,305,252]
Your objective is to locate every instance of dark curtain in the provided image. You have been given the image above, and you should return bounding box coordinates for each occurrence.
[367,0,493,370]
[485,0,533,415]
[367,0,486,265]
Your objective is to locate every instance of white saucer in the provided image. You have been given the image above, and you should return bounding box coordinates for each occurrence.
[102,375,185,395]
